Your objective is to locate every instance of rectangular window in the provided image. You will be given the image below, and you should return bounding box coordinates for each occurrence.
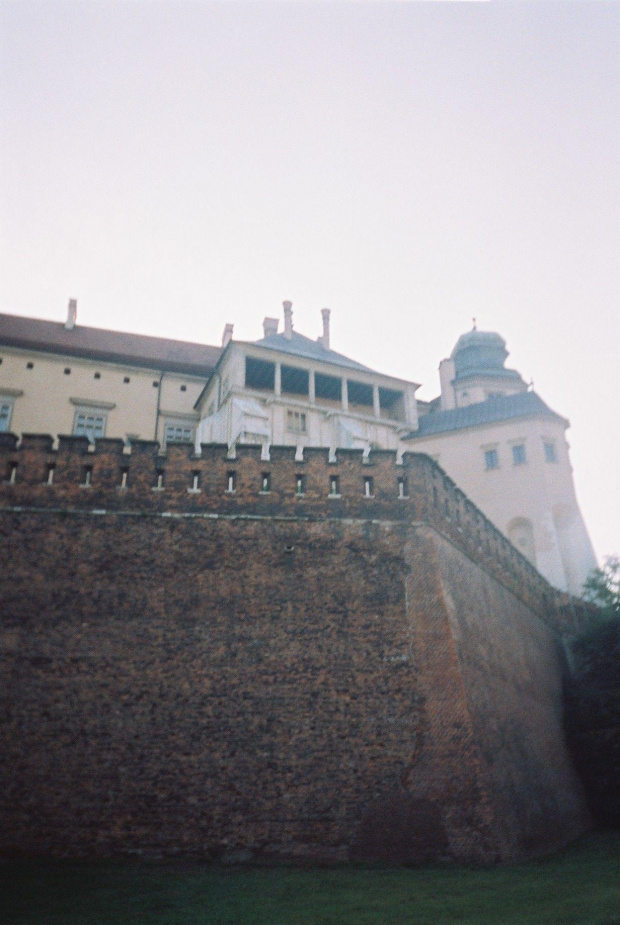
[295,474,305,495]
[363,476,374,497]
[245,357,275,391]
[281,365,309,396]
[484,448,499,470]
[0,398,14,433]
[164,422,194,445]
[287,410,307,434]
[226,471,236,493]
[347,380,373,408]
[74,410,106,443]
[512,444,526,465]
[261,472,271,493]
[398,477,408,499]
[544,442,557,463]
[314,373,342,402]
[329,475,340,496]
[379,387,405,421]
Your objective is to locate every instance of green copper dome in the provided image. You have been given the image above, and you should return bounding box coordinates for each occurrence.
[450,328,521,382]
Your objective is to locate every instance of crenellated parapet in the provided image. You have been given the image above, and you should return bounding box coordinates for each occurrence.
[0,432,585,630]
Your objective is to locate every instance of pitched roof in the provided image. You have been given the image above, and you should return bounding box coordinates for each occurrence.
[253,330,374,373]
[0,313,221,377]
[407,391,568,439]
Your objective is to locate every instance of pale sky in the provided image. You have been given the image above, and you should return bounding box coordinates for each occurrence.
[1,0,618,561]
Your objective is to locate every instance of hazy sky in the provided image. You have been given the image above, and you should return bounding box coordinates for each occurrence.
[1,1,618,561]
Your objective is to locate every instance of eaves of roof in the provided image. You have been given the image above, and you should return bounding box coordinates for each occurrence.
[405,391,568,439]
[0,313,221,377]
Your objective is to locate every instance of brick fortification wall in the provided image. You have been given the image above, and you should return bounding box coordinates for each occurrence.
[0,435,590,863]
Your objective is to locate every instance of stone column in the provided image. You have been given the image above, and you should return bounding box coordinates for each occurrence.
[275,363,281,398]
[373,385,381,419]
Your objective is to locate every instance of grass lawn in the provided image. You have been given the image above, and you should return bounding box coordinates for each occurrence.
[1,831,619,925]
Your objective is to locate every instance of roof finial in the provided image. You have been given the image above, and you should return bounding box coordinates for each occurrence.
[472,317,477,331]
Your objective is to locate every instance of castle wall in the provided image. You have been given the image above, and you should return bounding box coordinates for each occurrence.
[0,436,590,862]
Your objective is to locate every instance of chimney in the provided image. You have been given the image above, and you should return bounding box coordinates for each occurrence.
[263,317,279,338]
[65,298,77,331]
[221,323,234,348]
[283,300,293,340]
[320,307,331,350]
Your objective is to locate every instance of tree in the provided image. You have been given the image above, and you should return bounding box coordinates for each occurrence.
[564,555,620,827]
[582,555,620,621]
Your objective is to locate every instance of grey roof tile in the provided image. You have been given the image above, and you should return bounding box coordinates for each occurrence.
[254,331,374,373]
[0,313,221,376]
[407,391,567,439]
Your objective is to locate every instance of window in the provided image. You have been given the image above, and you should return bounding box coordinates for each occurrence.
[329,475,340,496]
[295,474,305,495]
[74,410,106,443]
[347,380,373,408]
[281,364,309,396]
[512,444,526,465]
[315,373,342,402]
[287,410,307,434]
[261,472,271,493]
[484,448,499,470]
[0,398,14,433]
[544,442,557,463]
[379,387,405,421]
[164,422,194,445]
[363,476,374,497]
[508,518,536,565]
[245,357,275,391]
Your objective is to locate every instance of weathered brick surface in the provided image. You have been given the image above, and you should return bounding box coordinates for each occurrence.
[0,437,591,862]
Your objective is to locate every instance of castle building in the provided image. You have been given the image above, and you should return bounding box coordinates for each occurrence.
[406,330,598,597]
[194,302,419,457]
[0,300,596,595]
[0,302,219,448]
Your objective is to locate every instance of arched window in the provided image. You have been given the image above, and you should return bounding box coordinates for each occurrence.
[507,517,536,565]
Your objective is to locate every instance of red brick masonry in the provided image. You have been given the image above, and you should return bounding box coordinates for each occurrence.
[0,435,590,862]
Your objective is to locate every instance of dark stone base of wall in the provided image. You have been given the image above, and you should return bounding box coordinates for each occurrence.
[0,504,590,864]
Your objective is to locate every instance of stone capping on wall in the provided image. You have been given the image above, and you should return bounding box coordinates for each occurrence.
[0,432,585,632]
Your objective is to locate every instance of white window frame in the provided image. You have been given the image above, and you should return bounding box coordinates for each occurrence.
[484,447,499,471]
[73,408,107,443]
[163,420,195,446]
[286,409,307,434]
[543,441,557,463]
[0,396,15,433]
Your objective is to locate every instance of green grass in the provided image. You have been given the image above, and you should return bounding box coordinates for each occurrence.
[2,831,619,925]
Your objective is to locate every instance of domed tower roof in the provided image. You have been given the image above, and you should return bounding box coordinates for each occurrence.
[450,327,521,383]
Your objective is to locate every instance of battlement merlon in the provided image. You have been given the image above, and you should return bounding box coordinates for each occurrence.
[0,433,587,632]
